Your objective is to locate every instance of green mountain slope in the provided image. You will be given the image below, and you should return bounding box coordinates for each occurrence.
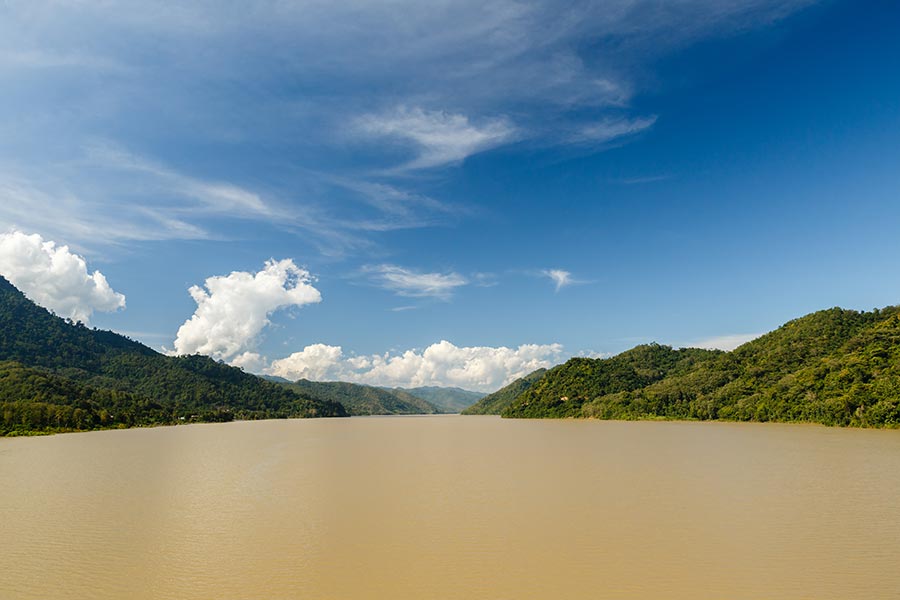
[0,277,346,435]
[505,345,720,418]
[503,306,900,427]
[397,386,484,413]
[283,380,442,415]
[461,369,546,415]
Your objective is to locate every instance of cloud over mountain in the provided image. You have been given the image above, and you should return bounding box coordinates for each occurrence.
[173,259,321,361]
[267,340,563,392]
[0,230,125,324]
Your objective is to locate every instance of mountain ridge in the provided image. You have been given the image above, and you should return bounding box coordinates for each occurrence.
[500,306,900,427]
[0,276,346,435]
[281,379,443,415]
[393,386,484,413]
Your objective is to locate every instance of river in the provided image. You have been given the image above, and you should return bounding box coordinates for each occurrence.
[2,415,899,599]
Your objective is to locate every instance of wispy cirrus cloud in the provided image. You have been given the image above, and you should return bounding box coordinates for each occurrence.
[354,106,516,171]
[0,174,209,247]
[83,141,274,217]
[541,268,589,292]
[0,0,819,253]
[364,264,468,300]
[569,116,658,145]
[0,144,386,255]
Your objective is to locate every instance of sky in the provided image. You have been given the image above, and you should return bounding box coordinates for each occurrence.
[1,0,899,392]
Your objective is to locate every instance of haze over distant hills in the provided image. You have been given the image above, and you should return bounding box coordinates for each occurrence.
[279,380,443,416]
[391,386,484,413]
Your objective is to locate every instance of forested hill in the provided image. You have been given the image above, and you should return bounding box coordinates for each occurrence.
[0,277,346,435]
[283,380,442,416]
[505,345,720,418]
[502,306,900,427]
[461,368,546,415]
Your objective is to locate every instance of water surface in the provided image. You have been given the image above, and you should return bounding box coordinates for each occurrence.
[2,416,899,599]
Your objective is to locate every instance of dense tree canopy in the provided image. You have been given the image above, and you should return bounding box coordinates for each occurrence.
[462,368,546,415]
[500,307,900,427]
[0,277,345,435]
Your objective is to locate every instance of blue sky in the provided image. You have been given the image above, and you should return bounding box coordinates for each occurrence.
[1,0,898,391]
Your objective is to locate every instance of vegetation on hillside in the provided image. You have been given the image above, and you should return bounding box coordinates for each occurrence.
[505,345,719,418]
[283,379,442,415]
[502,307,900,427]
[0,277,346,435]
[461,368,546,415]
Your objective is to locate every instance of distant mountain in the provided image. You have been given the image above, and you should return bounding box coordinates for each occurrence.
[0,276,346,436]
[259,374,291,383]
[281,379,442,416]
[396,386,485,413]
[501,306,900,427]
[461,369,546,415]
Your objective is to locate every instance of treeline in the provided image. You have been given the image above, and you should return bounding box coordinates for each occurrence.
[462,368,546,415]
[0,277,346,436]
[500,307,900,427]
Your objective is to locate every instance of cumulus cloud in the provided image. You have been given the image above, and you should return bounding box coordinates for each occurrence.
[267,340,563,392]
[173,259,321,360]
[0,230,125,323]
[690,333,763,351]
[355,106,515,170]
[365,264,468,300]
[229,351,269,373]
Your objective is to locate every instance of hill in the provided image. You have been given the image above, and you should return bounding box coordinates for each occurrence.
[0,277,346,435]
[396,386,484,413]
[461,368,546,415]
[282,380,442,416]
[502,306,900,427]
[504,345,720,418]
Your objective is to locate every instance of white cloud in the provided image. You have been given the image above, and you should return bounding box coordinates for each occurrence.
[229,351,269,373]
[0,230,125,323]
[366,264,468,300]
[173,259,321,361]
[0,0,818,252]
[571,116,658,145]
[0,49,125,71]
[267,340,563,392]
[577,350,614,359]
[542,269,574,291]
[266,344,345,381]
[84,142,273,218]
[690,333,763,351]
[0,175,209,245]
[355,106,515,170]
